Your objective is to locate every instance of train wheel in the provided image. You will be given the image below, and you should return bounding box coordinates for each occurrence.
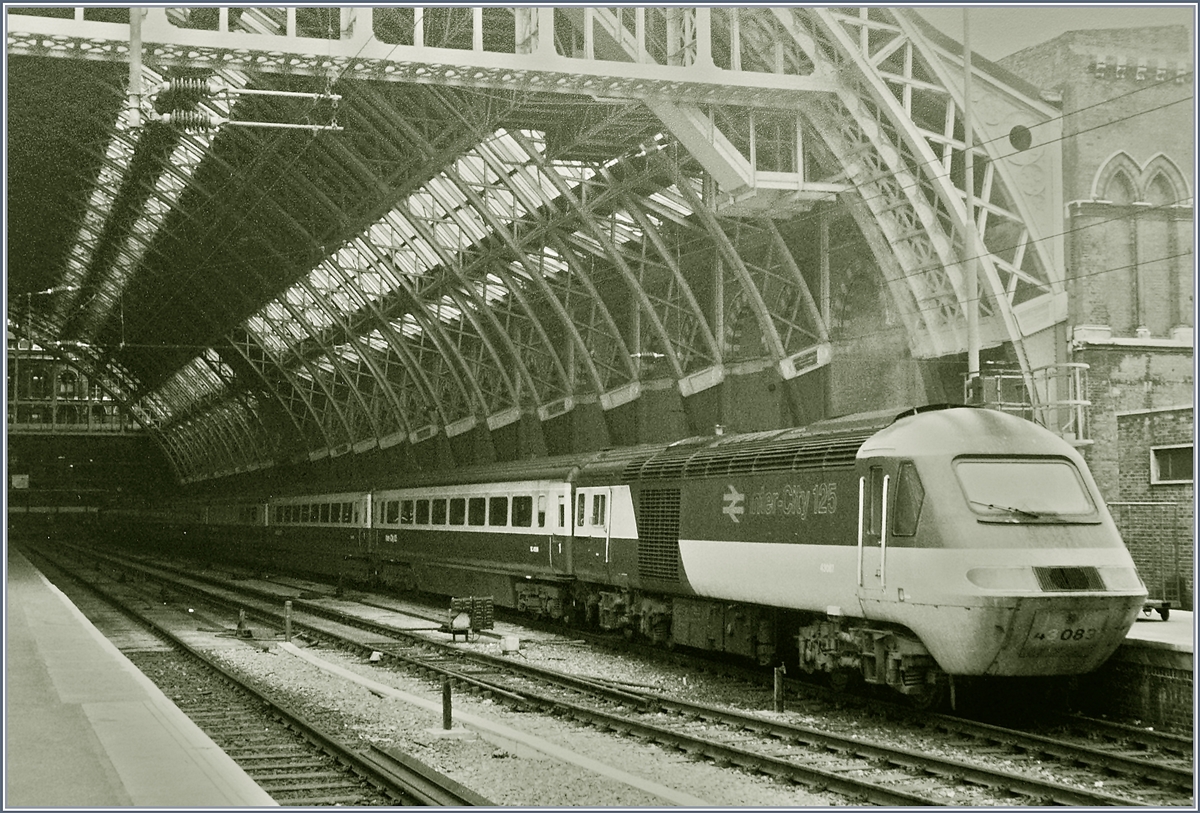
[1158,607,1171,621]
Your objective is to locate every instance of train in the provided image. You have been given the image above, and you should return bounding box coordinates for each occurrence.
[100,405,1148,706]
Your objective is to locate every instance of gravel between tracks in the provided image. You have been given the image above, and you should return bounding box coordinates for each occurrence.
[209,640,838,807]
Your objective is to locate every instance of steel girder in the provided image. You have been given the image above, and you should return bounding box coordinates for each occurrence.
[781,8,1063,376]
[8,8,1069,482]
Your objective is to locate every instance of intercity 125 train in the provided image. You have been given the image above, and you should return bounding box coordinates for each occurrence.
[102,405,1147,705]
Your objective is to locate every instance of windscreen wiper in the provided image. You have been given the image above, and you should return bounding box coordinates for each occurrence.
[969,500,1040,519]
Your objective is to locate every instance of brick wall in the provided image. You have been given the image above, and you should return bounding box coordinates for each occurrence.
[1075,647,1193,734]
[1000,26,1193,204]
[1114,407,1194,608]
[1076,345,1192,497]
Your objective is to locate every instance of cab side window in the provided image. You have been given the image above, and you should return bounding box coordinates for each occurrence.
[892,462,925,537]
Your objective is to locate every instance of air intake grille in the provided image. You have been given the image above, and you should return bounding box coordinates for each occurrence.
[637,488,680,582]
[622,430,873,482]
[1034,566,1105,592]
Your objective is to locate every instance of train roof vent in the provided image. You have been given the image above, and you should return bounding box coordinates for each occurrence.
[1034,566,1105,592]
[621,441,709,481]
[686,434,871,477]
[623,428,875,482]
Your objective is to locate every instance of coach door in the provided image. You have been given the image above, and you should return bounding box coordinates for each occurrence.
[857,463,889,596]
[576,487,612,563]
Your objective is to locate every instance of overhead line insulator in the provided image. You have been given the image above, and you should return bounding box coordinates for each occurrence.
[158,110,223,132]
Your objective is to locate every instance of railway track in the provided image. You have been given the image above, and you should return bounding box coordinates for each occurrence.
[48,542,1195,807]
[21,544,491,807]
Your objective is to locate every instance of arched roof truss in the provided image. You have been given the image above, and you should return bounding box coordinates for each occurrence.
[7,8,1069,482]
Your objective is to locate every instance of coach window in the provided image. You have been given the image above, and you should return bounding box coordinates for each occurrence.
[892,462,925,537]
[384,500,398,524]
[591,493,606,526]
[301,504,311,523]
[558,496,567,529]
[415,499,430,524]
[468,496,486,525]
[274,506,282,523]
[432,498,447,525]
[449,497,466,525]
[489,496,509,526]
[400,500,414,524]
[512,495,533,527]
[320,503,330,523]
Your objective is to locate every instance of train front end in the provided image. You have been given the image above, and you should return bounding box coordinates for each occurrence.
[855,407,1147,679]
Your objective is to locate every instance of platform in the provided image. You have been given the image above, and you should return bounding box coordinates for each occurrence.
[4,547,276,807]
[1123,608,1194,653]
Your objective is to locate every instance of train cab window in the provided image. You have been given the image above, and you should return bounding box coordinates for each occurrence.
[892,463,925,537]
[512,495,533,527]
[386,500,400,524]
[558,496,566,530]
[415,499,430,524]
[489,496,509,526]
[591,493,607,526]
[468,497,486,526]
[537,494,547,528]
[449,497,466,525]
[955,458,1096,520]
[399,500,414,524]
[577,493,586,527]
[431,499,447,525]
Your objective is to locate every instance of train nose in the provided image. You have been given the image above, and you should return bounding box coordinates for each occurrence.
[986,595,1146,676]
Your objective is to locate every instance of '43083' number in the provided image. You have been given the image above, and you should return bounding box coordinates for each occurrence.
[1033,627,1097,642]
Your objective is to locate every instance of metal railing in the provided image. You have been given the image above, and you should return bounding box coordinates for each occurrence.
[965,363,1091,446]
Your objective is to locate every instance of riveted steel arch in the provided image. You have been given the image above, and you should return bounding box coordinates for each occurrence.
[782,8,1064,385]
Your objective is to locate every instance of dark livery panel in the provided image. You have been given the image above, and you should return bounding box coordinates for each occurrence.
[678,471,855,546]
[99,406,1147,704]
